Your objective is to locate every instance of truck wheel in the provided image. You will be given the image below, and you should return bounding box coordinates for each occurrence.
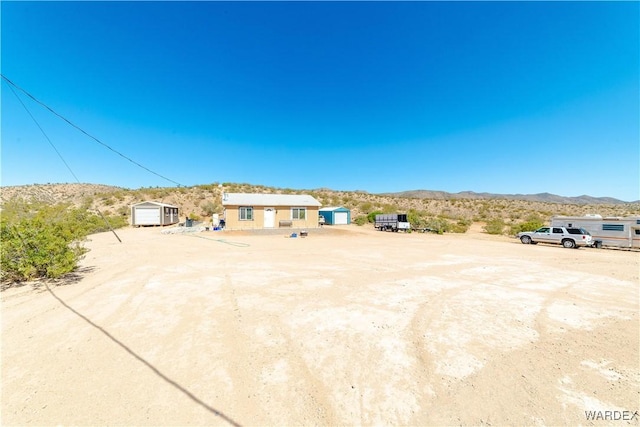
[562,239,576,249]
[520,236,532,244]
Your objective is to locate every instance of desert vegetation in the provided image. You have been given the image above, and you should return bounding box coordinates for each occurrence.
[1,182,638,282]
[0,198,128,282]
[2,182,637,232]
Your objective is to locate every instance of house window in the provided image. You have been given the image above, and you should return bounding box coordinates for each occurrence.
[239,206,253,221]
[291,207,306,220]
[602,224,624,231]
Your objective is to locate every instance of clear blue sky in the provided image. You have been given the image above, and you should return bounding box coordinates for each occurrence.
[2,1,639,201]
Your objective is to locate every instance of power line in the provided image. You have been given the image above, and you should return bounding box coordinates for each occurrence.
[5,79,123,243]
[5,83,82,184]
[1,74,184,187]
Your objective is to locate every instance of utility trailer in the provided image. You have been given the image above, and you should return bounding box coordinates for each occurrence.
[374,214,411,232]
[550,215,640,249]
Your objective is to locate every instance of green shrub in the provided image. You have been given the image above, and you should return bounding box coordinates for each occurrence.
[200,201,217,216]
[483,218,506,235]
[449,219,471,233]
[367,211,383,223]
[509,219,545,235]
[353,215,367,226]
[359,202,373,213]
[1,201,127,282]
[425,218,450,234]
[407,209,424,228]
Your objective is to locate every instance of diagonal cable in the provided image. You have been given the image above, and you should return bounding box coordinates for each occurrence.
[1,74,183,187]
[6,81,123,243]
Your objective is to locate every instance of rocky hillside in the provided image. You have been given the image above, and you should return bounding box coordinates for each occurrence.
[2,183,638,227]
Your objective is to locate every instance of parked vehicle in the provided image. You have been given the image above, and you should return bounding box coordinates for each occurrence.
[551,215,640,249]
[374,214,411,232]
[517,226,593,248]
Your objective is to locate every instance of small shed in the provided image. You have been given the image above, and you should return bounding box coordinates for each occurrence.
[319,206,351,225]
[131,201,179,227]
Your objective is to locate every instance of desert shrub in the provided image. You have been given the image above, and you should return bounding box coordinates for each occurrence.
[2,204,79,281]
[353,215,367,226]
[196,183,218,191]
[367,211,384,223]
[82,211,129,233]
[509,218,545,235]
[382,204,397,213]
[483,218,506,235]
[200,201,217,216]
[359,202,373,213]
[0,201,128,282]
[450,219,471,233]
[425,218,450,234]
[407,209,425,228]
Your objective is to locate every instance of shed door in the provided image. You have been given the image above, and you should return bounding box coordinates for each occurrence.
[135,207,160,225]
[334,212,348,225]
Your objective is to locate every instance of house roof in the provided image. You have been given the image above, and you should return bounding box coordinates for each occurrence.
[319,206,350,212]
[131,201,178,208]
[222,193,321,207]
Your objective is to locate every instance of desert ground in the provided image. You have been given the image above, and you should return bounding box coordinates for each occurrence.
[2,224,639,426]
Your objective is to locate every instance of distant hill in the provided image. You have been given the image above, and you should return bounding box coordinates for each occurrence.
[0,183,124,205]
[1,183,638,227]
[379,190,634,205]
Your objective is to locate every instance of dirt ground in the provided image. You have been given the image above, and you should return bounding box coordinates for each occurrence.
[2,224,639,426]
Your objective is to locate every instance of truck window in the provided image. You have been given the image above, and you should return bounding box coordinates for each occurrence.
[552,228,563,233]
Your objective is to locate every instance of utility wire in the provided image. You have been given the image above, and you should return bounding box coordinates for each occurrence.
[6,80,123,243]
[5,83,83,184]
[1,74,183,187]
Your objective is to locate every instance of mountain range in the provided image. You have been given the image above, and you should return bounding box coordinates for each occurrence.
[379,190,636,205]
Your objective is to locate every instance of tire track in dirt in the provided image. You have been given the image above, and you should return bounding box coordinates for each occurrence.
[252,311,340,425]
[408,285,463,404]
[217,272,263,424]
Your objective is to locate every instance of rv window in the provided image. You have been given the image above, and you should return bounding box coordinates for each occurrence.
[602,224,624,231]
[635,229,640,235]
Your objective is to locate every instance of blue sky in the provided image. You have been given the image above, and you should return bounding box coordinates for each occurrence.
[2,1,638,201]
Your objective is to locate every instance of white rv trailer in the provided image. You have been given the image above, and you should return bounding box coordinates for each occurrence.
[550,215,640,249]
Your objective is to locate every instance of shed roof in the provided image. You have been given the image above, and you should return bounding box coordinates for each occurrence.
[319,206,350,212]
[131,201,178,208]
[222,193,321,207]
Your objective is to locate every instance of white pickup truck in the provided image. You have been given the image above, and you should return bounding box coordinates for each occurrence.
[517,226,593,248]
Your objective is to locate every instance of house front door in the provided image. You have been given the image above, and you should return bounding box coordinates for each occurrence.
[264,207,275,228]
